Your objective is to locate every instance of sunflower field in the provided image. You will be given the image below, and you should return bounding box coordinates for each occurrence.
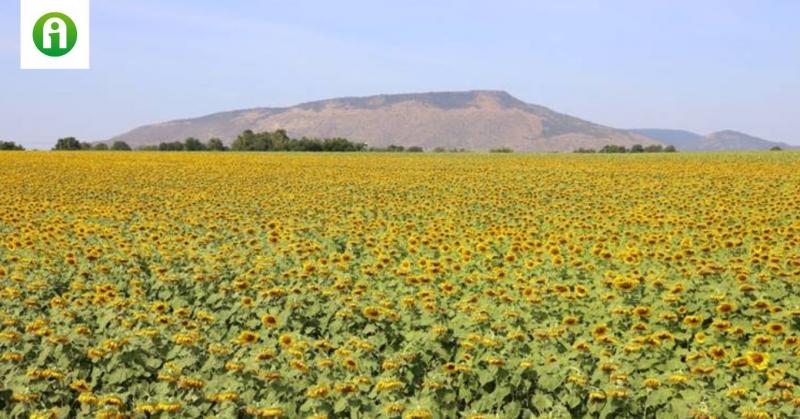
[1,151,800,419]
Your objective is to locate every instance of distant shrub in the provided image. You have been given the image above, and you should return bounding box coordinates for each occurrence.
[594,144,676,153]
[318,138,367,152]
[111,141,132,151]
[0,141,25,151]
[231,130,366,152]
[159,141,185,151]
[644,145,664,153]
[770,146,782,151]
[599,145,628,153]
[53,137,83,150]
[184,137,207,151]
[489,147,514,153]
[407,146,424,153]
[93,143,109,151]
[207,138,227,151]
[574,148,596,153]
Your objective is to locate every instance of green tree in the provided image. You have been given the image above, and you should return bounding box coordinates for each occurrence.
[93,143,109,150]
[770,146,782,151]
[271,129,291,150]
[207,138,227,151]
[321,138,366,151]
[53,137,82,150]
[231,130,266,151]
[292,137,323,151]
[184,137,207,151]
[664,145,677,152]
[231,129,366,152]
[111,141,132,151]
[599,145,627,153]
[630,144,645,153]
[158,141,185,151]
[0,141,25,150]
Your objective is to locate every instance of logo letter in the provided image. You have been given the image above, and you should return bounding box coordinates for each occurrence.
[42,17,68,49]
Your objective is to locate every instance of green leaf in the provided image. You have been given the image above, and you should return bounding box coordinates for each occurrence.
[538,374,561,391]
[105,368,132,385]
[334,397,349,413]
[532,393,553,411]
[670,398,691,417]
[646,388,671,407]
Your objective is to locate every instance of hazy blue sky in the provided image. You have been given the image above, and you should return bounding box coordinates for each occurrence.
[1,0,798,149]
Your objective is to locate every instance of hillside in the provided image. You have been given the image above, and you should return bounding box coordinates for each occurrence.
[631,129,792,151]
[108,91,658,152]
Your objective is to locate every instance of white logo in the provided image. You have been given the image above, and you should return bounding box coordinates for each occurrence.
[43,17,68,49]
[21,0,90,69]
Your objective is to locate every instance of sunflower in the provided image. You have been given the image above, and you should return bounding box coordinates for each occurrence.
[716,302,736,314]
[261,314,279,328]
[708,346,727,360]
[442,363,458,374]
[562,315,580,327]
[403,409,433,419]
[178,378,204,390]
[341,358,358,370]
[682,315,703,328]
[305,385,330,399]
[668,374,689,385]
[588,392,606,402]
[752,335,773,346]
[235,331,259,345]
[69,380,91,393]
[244,407,284,418]
[643,378,661,389]
[362,306,381,320]
[766,323,785,335]
[746,351,769,371]
[384,403,404,414]
[290,359,308,372]
[335,382,357,394]
[726,388,748,398]
[278,334,293,348]
[375,379,403,392]
[592,324,609,339]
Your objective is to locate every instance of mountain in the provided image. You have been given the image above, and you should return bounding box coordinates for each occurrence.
[108,90,659,152]
[703,130,794,151]
[631,129,793,151]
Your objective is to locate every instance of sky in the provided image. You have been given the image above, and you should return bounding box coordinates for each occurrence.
[1,0,798,149]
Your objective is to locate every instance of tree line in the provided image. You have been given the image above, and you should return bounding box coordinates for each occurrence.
[574,144,677,153]
[49,130,432,152]
[226,130,368,152]
[8,134,683,154]
[52,137,133,151]
[1,141,25,150]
